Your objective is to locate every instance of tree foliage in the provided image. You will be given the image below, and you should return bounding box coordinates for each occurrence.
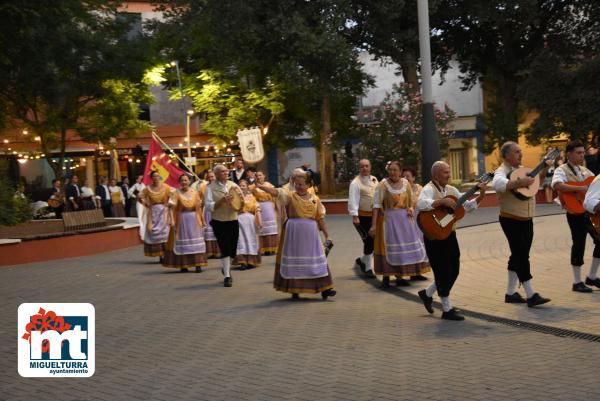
[345,84,455,179]
[432,0,597,153]
[152,0,372,193]
[0,1,154,178]
[181,70,285,142]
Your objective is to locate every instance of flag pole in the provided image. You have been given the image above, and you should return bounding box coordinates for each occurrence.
[151,131,201,181]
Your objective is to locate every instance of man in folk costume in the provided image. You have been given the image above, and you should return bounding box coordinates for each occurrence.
[416,161,486,321]
[348,159,378,278]
[493,141,551,307]
[205,164,244,287]
[553,140,600,292]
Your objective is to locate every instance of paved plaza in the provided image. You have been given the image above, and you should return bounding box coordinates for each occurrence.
[2,205,600,401]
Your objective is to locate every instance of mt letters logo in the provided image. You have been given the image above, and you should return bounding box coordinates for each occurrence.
[18,303,95,377]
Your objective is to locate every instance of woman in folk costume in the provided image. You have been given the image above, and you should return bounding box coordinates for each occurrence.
[139,170,172,260]
[200,170,221,258]
[251,171,279,255]
[258,170,337,300]
[108,178,126,217]
[162,174,207,272]
[369,161,430,288]
[233,179,262,269]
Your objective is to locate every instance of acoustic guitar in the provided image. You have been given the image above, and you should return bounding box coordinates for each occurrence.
[417,172,493,240]
[509,148,560,200]
[48,192,64,208]
[558,176,594,214]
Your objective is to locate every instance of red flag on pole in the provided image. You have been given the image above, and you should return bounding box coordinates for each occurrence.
[143,136,187,187]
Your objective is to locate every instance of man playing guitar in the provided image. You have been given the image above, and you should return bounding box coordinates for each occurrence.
[48,179,64,219]
[493,141,551,307]
[415,161,486,321]
[553,140,600,292]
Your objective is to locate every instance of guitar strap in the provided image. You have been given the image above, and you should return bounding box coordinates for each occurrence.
[566,162,583,182]
[431,180,446,196]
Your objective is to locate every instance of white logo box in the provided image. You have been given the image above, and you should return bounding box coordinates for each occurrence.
[18,303,95,377]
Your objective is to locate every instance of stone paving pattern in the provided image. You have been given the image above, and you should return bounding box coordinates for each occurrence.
[2,204,600,401]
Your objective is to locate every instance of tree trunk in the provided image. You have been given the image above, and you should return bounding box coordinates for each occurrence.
[319,93,334,195]
[400,48,419,91]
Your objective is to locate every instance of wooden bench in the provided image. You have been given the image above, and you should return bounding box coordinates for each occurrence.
[62,209,107,231]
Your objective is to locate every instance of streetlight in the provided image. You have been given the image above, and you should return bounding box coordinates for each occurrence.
[417,0,440,183]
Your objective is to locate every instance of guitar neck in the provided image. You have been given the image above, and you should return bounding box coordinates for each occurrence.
[456,186,479,207]
[528,161,548,178]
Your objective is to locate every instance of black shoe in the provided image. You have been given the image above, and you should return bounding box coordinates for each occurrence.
[396,278,411,287]
[292,293,300,299]
[418,289,434,314]
[321,289,337,300]
[410,274,428,281]
[364,269,376,279]
[527,293,550,307]
[180,268,189,272]
[585,277,600,289]
[572,282,593,293]
[239,264,247,271]
[441,308,465,321]
[504,292,527,303]
[355,257,366,272]
[158,256,164,264]
[195,266,203,273]
[224,277,233,287]
[382,276,390,288]
[245,264,255,270]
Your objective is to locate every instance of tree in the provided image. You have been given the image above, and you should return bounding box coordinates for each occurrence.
[348,83,455,179]
[432,0,593,153]
[521,52,600,145]
[519,3,600,145]
[79,80,154,143]
[182,70,285,142]
[153,0,372,194]
[0,1,154,178]
[345,0,423,88]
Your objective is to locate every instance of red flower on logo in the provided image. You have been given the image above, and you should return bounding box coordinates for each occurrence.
[22,308,72,353]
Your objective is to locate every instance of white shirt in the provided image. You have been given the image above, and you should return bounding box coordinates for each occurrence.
[204,181,228,213]
[415,182,478,214]
[128,182,146,198]
[551,163,591,189]
[492,163,515,193]
[584,178,600,213]
[348,175,376,216]
[81,186,94,198]
[235,169,244,180]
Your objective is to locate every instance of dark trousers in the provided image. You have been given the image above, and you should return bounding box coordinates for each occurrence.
[566,213,600,266]
[52,205,64,219]
[499,216,533,282]
[101,201,112,217]
[423,232,460,297]
[354,215,374,255]
[211,219,239,258]
[125,199,132,217]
